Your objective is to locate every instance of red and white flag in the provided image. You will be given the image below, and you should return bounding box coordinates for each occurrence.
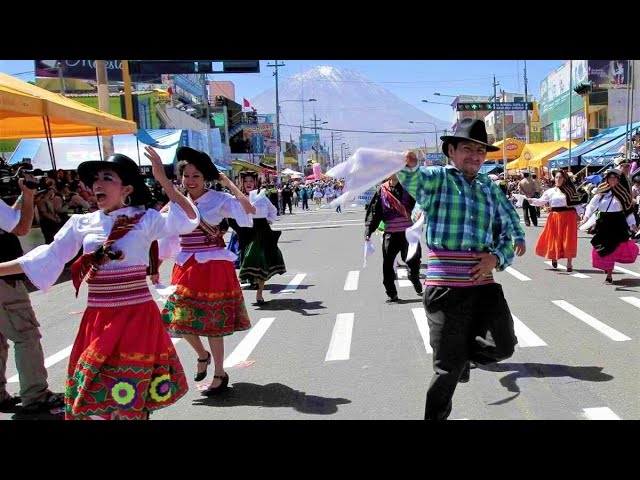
[242,97,252,111]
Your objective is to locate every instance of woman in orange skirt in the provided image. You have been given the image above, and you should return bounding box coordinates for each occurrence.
[0,149,200,419]
[527,170,581,271]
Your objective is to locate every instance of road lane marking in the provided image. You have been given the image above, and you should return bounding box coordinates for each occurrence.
[344,271,360,291]
[274,223,363,231]
[505,267,531,281]
[552,300,631,341]
[613,266,640,278]
[583,407,620,420]
[275,219,363,227]
[325,313,354,361]
[8,345,73,384]
[223,317,275,369]
[280,273,306,294]
[397,268,408,279]
[412,308,433,354]
[545,261,590,278]
[512,315,547,347]
[620,296,640,308]
[398,279,413,287]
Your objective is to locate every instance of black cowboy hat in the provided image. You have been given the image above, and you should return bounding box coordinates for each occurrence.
[440,118,500,157]
[176,146,219,181]
[77,154,152,206]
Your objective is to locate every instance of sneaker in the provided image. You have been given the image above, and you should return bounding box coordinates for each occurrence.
[0,394,21,411]
[21,392,65,413]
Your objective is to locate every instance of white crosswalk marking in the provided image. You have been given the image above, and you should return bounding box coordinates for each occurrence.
[613,266,640,278]
[325,313,354,361]
[583,407,621,420]
[552,300,631,341]
[505,267,532,281]
[398,279,413,287]
[280,273,307,294]
[8,345,73,384]
[544,261,590,278]
[344,271,360,291]
[411,308,433,354]
[512,315,547,347]
[397,268,408,279]
[223,317,275,369]
[620,296,640,308]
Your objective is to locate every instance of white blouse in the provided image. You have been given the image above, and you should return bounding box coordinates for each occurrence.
[0,199,20,233]
[584,192,636,227]
[251,191,277,223]
[19,203,199,292]
[528,188,577,208]
[159,190,252,266]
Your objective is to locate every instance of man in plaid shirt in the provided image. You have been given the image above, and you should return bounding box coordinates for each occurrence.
[396,118,526,420]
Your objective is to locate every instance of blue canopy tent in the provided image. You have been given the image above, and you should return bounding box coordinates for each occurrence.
[580,123,640,166]
[479,163,504,174]
[547,122,640,169]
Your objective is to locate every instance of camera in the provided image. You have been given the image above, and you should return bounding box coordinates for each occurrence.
[0,159,39,199]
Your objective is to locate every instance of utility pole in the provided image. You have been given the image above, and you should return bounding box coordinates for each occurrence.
[492,74,506,171]
[201,73,213,159]
[331,131,335,167]
[96,60,114,158]
[57,61,66,95]
[299,124,304,168]
[309,113,323,165]
[268,60,286,181]
[121,60,135,122]
[524,60,530,144]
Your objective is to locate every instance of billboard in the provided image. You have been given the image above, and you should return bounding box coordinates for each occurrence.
[588,60,629,89]
[300,133,319,150]
[35,60,124,81]
[539,60,587,115]
[243,123,274,141]
[252,134,265,154]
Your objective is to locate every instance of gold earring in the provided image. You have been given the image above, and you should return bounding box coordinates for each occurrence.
[123,195,131,206]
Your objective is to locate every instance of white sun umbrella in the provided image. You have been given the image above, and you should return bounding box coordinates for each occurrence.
[282,167,304,176]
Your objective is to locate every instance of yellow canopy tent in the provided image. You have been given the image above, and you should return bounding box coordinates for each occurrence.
[485,138,526,161]
[0,72,136,139]
[507,140,578,171]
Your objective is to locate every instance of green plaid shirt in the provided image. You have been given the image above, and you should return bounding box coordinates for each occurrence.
[396,165,525,270]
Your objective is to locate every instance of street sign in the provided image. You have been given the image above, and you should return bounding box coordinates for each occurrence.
[426,153,446,160]
[129,60,260,76]
[456,102,533,112]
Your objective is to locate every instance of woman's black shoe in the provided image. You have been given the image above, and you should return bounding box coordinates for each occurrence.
[201,372,229,396]
[194,351,211,382]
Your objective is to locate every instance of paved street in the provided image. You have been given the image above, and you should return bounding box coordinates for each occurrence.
[2,204,640,420]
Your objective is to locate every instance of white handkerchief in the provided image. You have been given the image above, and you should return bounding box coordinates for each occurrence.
[153,283,177,298]
[405,214,425,261]
[363,240,375,268]
[512,193,527,208]
[579,214,597,232]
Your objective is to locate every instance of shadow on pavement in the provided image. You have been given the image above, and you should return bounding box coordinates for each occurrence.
[192,382,351,415]
[251,298,326,317]
[613,278,640,289]
[266,283,314,293]
[478,363,614,405]
[8,408,64,420]
[396,298,423,305]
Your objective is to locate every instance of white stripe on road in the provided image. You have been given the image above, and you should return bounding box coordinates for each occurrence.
[552,300,631,341]
[620,296,640,309]
[325,313,354,361]
[512,315,547,347]
[171,338,181,345]
[583,407,621,420]
[398,279,413,288]
[505,267,532,281]
[276,219,363,227]
[544,261,590,278]
[223,317,275,369]
[274,223,362,231]
[396,268,408,279]
[8,345,73,384]
[343,271,360,291]
[613,266,640,278]
[412,308,433,354]
[280,273,307,294]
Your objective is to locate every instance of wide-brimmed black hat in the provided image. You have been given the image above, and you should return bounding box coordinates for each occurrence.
[78,154,151,206]
[440,118,500,157]
[176,146,219,181]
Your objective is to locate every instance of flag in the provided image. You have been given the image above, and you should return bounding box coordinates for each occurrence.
[242,97,251,111]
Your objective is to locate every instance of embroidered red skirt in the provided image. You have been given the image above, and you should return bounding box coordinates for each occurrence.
[162,258,251,337]
[65,266,188,420]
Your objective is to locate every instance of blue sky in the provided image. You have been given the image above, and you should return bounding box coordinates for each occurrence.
[0,59,563,123]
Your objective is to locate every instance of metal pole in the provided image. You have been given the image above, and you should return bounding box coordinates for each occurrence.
[267,60,286,180]
[121,60,135,122]
[524,60,530,144]
[57,61,66,95]
[223,105,230,148]
[201,73,213,158]
[331,131,335,167]
[96,60,114,158]
[299,124,304,168]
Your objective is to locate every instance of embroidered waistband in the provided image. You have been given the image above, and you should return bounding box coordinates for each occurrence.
[426,249,494,287]
[86,266,152,308]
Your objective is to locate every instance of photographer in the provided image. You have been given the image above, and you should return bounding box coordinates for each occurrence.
[0,172,63,412]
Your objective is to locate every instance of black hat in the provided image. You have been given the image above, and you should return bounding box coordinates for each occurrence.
[440,118,500,157]
[176,146,219,181]
[77,154,151,206]
[239,170,259,179]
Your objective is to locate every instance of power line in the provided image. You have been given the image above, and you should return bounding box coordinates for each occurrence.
[279,123,438,135]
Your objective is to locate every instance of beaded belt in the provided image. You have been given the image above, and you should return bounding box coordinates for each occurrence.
[86,266,152,308]
[179,227,225,253]
[426,249,494,287]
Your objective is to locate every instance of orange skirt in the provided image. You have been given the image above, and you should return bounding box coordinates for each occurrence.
[535,209,578,260]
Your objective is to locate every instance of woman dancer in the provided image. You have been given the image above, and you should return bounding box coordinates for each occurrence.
[0,148,199,419]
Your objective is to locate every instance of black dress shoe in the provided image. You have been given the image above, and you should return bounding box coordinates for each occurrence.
[410,277,423,295]
[459,363,471,383]
[194,351,211,382]
[385,295,400,303]
[201,372,229,396]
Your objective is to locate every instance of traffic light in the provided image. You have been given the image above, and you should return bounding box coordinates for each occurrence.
[456,102,494,111]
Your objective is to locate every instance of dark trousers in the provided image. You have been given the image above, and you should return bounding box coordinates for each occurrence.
[382,231,421,298]
[422,283,517,420]
[522,199,538,226]
[283,198,292,214]
[302,198,309,210]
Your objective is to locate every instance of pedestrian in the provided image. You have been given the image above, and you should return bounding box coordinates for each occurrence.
[156,147,256,396]
[0,149,200,419]
[396,118,526,420]
[527,170,581,271]
[580,168,638,284]
[0,172,64,413]
[518,171,538,227]
[365,173,423,302]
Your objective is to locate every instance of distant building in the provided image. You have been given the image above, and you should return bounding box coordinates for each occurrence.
[209,81,236,102]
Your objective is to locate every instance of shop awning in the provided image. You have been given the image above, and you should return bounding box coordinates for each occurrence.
[508,140,578,171]
[0,72,137,139]
[548,122,640,169]
[581,130,639,166]
[485,138,526,161]
[479,163,503,174]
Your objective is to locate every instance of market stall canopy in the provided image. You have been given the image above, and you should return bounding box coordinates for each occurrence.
[282,167,304,176]
[548,121,640,169]
[580,129,640,166]
[0,72,136,139]
[485,138,525,161]
[507,140,578,170]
